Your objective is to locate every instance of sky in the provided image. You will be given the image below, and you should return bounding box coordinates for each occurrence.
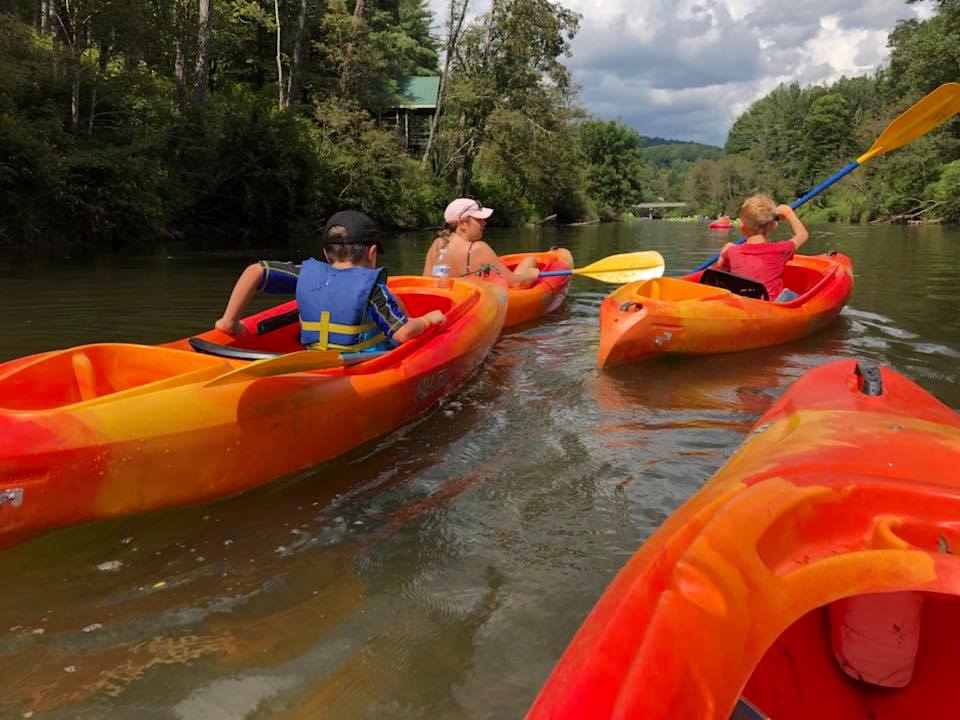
[427,0,936,147]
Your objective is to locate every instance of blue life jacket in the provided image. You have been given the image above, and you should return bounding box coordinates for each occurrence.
[295,258,389,351]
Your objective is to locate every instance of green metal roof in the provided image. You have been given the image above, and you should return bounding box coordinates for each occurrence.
[398,76,440,109]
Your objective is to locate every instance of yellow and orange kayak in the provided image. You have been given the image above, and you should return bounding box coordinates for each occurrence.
[0,277,506,548]
[528,359,960,719]
[484,249,574,328]
[597,253,853,367]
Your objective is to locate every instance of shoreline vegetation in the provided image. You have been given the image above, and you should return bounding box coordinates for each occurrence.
[1,0,959,251]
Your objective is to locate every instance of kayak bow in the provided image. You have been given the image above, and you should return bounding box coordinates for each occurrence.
[529,358,960,720]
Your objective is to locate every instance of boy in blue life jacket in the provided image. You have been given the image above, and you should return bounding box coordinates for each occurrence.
[215,210,445,350]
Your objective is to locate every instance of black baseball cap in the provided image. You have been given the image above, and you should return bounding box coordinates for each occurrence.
[322,210,383,253]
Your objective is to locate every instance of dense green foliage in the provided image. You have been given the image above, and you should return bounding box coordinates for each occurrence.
[1,0,957,248]
[0,0,652,248]
[694,1,960,223]
[577,119,651,218]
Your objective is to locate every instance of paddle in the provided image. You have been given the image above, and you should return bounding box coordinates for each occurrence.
[539,250,666,284]
[206,349,390,386]
[690,82,960,273]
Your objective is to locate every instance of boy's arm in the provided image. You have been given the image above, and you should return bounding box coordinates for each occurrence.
[216,261,299,336]
[716,243,733,269]
[369,283,445,344]
[777,205,809,249]
[215,263,263,335]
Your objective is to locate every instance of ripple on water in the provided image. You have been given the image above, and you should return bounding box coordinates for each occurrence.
[2,224,960,718]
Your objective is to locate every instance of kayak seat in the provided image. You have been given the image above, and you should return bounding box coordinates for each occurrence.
[72,351,103,401]
[699,268,769,301]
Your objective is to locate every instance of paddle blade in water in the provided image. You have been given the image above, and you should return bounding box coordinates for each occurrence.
[575,251,665,284]
[858,83,960,164]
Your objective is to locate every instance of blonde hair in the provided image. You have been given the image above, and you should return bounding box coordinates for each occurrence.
[435,223,458,251]
[739,193,778,234]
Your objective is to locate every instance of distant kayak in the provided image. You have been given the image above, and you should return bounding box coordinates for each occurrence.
[597,252,853,367]
[528,358,960,720]
[0,277,506,548]
[709,221,735,229]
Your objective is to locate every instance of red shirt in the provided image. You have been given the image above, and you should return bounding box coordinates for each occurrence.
[720,241,796,298]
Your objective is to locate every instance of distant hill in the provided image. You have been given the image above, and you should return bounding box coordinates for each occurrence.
[641,139,723,169]
[638,135,694,148]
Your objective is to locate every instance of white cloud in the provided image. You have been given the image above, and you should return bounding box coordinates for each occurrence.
[427,0,936,145]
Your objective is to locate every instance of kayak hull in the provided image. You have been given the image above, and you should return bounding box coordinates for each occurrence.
[493,249,574,328]
[597,253,853,367]
[528,359,960,719]
[0,277,506,547]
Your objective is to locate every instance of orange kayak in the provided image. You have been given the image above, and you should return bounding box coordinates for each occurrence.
[528,359,960,720]
[484,249,574,327]
[597,252,853,367]
[0,277,506,548]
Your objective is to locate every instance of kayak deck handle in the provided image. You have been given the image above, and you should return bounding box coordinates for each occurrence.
[0,488,23,508]
[855,360,884,396]
[257,309,299,335]
[620,301,643,313]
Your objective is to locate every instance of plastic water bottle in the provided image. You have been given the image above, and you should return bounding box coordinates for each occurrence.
[432,246,451,288]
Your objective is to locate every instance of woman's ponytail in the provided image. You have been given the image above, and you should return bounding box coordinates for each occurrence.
[435,225,455,250]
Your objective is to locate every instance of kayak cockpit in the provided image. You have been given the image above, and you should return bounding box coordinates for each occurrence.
[742,591,960,719]
[0,344,227,411]
[174,280,461,358]
[620,277,730,305]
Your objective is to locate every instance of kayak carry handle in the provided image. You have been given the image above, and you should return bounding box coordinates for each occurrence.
[257,309,300,335]
[855,360,884,396]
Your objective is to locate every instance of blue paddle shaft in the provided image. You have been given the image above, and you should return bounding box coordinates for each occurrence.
[539,269,572,277]
[689,160,861,273]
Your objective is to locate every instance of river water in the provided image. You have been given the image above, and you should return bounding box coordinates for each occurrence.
[0,222,958,719]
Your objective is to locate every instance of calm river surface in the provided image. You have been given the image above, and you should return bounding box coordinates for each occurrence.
[1,222,958,719]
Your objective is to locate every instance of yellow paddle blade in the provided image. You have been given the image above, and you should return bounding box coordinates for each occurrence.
[574,251,665,284]
[858,83,960,164]
[205,349,344,386]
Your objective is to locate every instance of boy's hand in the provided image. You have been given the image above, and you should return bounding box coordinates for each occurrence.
[215,317,247,336]
[423,310,446,328]
[775,204,793,219]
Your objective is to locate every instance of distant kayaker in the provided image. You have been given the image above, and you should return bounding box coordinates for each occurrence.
[215,210,445,350]
[422,198,540,287]
[717,212,731,224]
[716,194,809,302]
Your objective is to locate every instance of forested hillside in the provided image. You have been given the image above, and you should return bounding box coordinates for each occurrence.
[688,0,960,223]
[1,0,957,249]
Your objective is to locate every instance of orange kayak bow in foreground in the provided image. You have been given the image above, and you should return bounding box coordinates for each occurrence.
[528,358,960,720]
[597,252,853,367]
[0,277,506,548]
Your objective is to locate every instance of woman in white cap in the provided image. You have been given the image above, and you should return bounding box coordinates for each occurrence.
[421,198,540,287]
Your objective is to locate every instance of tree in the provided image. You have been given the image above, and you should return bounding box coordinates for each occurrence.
[422,0,468,169]
[801,93,852,188]
[577,119,650,216]
[443,0,580,195]
[192,0,214,105]
[683,159,721,213]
